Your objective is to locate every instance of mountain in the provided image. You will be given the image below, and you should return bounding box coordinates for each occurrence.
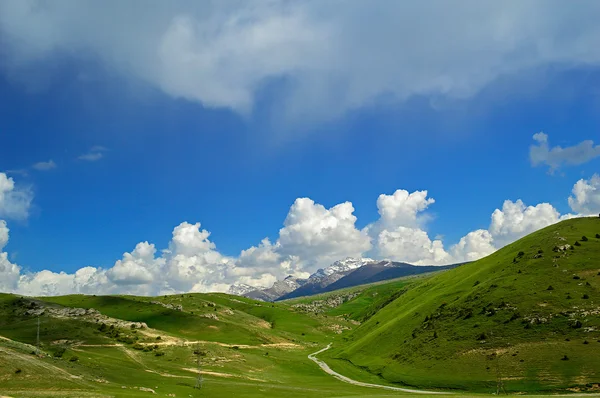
[321,260,460,293]
[278,257,378,300]
[227,283,258,296]
[324,217,600,392]
[243,275,308,301]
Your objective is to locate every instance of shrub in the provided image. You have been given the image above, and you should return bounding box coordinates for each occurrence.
[547,285,554,290]
[132,343,144,350]
[477,332,487,341]
[584,340,589,344]
[596,234,600,239]
[15,368,22,374]
[538,249,544,254]
[574,241,581,246]
[582,236,589,242]
[232,346,239,350]
[69,356,79,362]
[98,323,107,332]
[473,281,480,286]
[517,251,525,257]
[154,351,165,357]
[561,355,569,361]
[583,294,590,299]
[53,347,66,358]
[156,336,161,340]
[573,275,581,280]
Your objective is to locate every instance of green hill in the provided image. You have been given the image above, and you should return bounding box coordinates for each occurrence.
[0,279,452,397]
[325,217,600,393]
[2,217,599,396]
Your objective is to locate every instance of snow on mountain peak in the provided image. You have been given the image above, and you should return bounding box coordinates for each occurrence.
[311,257,376,280]
[228,283,257,296]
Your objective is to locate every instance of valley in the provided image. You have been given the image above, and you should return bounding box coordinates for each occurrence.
[1,217,599,397]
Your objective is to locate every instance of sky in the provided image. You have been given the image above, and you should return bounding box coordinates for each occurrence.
[1,0,600,296]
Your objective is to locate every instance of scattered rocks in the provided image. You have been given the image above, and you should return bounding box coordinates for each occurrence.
[202,313,219,321]
[150,301,183,311]
[553,244,572,252]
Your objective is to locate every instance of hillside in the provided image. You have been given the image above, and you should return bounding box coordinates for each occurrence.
[325,217,600,393]
[0,277,452,397]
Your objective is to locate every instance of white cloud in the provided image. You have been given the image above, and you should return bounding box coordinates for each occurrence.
[32,159,57,171]
[277,198,372,272]
[106,242,162,286]
[366,189,450,265]
[0,220,8,250]
[78,146,108,161]
[450,229,496,262]
[530,132,600,172]
[2,2,600,121]
[0,176,595,296]
[0,172,33,220]
[568,174,600,215]
[376,226,451,265]
[488,199,562,247]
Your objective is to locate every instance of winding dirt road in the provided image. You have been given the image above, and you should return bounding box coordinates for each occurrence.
[308,344,449,395]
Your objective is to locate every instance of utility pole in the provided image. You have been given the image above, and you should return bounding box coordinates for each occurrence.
[194,345,203,389]
[495,357,507,395]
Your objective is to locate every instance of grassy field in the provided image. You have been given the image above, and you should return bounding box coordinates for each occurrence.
[327,217,600,394]
[0,280,449,397]
[1,217,600,396]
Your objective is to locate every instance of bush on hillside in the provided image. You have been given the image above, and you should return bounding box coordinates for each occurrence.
[596,233,600,239]
[574,241,581,246]
[69,356,79,362]
[53,347,66,358]
[582,236,588,241]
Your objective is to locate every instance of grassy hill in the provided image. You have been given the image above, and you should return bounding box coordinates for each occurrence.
[325,217,600,393]
[2,217,599,396]
[0,277,456,397]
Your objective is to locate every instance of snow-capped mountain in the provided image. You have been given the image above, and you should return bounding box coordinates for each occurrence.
[228,283,258,296]
[309,257,376,280]
[243,275,308,301]
[278,257,378,300]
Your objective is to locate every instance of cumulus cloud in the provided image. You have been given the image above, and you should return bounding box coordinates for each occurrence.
[0,174,595,296]
[450,230,496,262]
[365,189,450,265]
[32,160,57,171]
[530,132,600,172]
[0,172,33,220]
[568,174,600,215]
[2,2,600,120]
[488,200,562,247]
[277,198,372,271]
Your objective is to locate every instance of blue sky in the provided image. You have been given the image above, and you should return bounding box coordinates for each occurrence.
[1,1,599,295]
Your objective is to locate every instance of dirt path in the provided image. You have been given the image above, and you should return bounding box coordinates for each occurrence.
[308,344,449,395]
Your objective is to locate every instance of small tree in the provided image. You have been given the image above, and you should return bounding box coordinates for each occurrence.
[582,236,588,242]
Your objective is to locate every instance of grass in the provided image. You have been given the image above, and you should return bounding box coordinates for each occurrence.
[326,217,600,393]
[2,217,600,396]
